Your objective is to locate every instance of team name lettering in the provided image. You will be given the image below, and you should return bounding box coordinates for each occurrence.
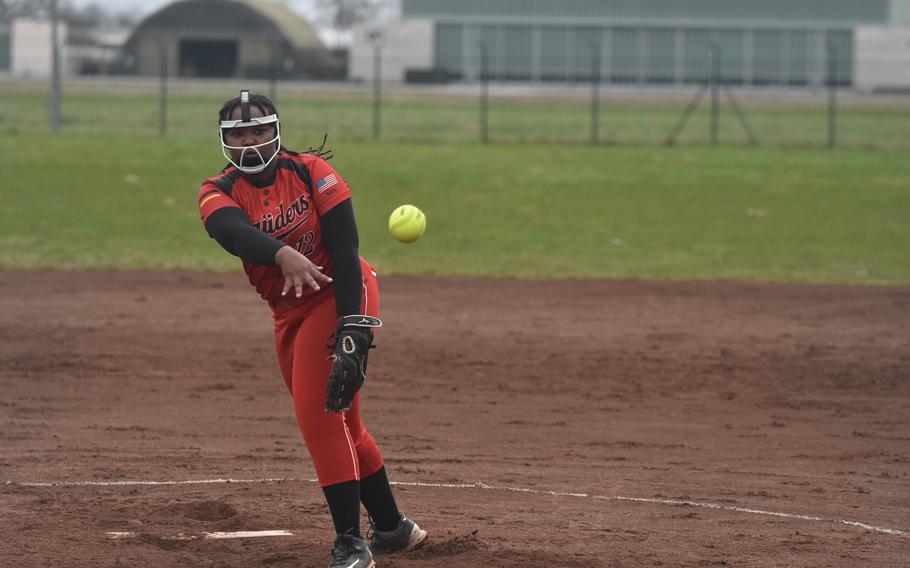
[254,194,310,234]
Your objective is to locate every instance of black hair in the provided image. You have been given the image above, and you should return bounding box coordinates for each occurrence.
[218,92,278,123]
[218,92,333,163]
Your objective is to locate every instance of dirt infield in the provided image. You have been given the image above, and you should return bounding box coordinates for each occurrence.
[1,269,908,567]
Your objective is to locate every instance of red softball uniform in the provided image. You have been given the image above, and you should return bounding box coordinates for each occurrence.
[197,151,385,486]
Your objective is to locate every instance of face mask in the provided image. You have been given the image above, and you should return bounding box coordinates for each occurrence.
[219,90,281,174]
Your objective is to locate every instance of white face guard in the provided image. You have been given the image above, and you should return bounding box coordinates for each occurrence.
[220,114,281,174]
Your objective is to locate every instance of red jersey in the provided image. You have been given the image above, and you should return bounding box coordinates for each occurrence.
[197,150,352,309]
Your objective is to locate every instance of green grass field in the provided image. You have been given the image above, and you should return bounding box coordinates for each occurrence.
[1,86,907,283]
[1,124,907,284]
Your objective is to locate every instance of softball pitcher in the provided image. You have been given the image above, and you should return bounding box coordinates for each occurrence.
[196,91,426,568]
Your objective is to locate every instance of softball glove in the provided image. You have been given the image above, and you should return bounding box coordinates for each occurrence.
[325,315,382,413]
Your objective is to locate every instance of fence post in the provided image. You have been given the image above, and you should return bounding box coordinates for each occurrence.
[269,43,278,103]
[827,41,838,149]
[590,41,601,145]
[159,44,168,136]
[372,42,381,142]
[710,41,720,146]
[480,41,489,144]
[49,0,61,133]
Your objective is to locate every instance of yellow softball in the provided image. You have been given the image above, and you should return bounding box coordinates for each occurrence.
[388,204,427,243]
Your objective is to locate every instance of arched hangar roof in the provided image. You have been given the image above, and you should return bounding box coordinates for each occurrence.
[127,0,325,50]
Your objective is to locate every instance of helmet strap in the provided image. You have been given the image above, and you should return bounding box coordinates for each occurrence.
[240,89,252,123]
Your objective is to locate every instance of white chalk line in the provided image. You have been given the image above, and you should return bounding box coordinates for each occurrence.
[106,530,293,541]
[5,477,906,538]
[5,477,294,488]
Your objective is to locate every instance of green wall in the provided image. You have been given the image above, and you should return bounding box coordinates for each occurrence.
[409,0,877,86]
[433,24,854,87]
[405,0,889,23]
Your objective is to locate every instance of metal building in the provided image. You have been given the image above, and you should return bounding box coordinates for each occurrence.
[122,0,336,79]
[399,0,910,87]
[0,18,68,77]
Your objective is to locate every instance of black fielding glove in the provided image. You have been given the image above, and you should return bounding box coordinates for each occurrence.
[325,315,382,413]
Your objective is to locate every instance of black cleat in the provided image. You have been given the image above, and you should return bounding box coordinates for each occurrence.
[369,515,428,554]
[329,534,375,568]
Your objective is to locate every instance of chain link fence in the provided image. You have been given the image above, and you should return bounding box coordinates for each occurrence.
[2,73,909,149]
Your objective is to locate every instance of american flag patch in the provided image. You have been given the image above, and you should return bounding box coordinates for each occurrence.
[316,174,338,193]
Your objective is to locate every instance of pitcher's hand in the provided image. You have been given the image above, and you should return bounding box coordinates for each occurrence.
[275,246,333,298]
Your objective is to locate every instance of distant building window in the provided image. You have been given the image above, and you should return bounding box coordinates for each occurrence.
[179,39,238,78]
[435,23,462,75]
[540,27,567,82]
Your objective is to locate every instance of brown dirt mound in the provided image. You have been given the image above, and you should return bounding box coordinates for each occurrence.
[1,269,907,567]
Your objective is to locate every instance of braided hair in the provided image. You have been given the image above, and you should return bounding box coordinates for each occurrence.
[217,93,332,161]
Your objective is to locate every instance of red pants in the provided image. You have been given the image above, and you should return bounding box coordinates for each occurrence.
[272,259,384,487]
